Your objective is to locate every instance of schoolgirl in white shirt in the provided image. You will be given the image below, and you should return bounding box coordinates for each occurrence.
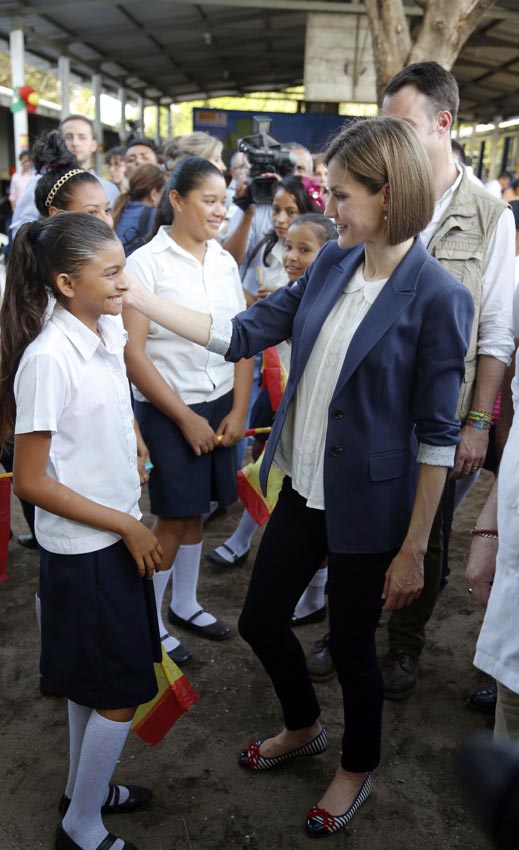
[124,156,254,664]
[0,213,163,850]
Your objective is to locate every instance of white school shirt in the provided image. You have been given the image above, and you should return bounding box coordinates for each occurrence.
[422,163,515,366]
[14,305,141,555]
[126,226,246,406]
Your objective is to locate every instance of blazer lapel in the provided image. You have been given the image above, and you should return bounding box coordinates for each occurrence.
[291,245,364,382]
[332,238,428,398]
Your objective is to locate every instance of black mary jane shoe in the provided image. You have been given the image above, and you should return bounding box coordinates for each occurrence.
[291,605,327,627]
[160,633,193,666]
[205,544,250,567]
[168,607,231,641]
[59,784,152,817]
[55,825,140,850]
[467,683,497,715]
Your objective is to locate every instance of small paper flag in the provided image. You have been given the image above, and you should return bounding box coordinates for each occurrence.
[132,647,199,746]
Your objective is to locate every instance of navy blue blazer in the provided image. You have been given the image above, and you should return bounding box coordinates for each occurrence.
[226,237,474,553]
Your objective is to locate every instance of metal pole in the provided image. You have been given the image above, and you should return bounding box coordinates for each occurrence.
[166,105,172,140]
[488,116,501,181]
[91,73,102,174]
[155,103,161,146]
[9,28,28,164]
[118,86,127,143]
[58,55,70,119]
[138,96,145,135]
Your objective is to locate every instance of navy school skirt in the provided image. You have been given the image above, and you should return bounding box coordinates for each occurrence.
[39,539,161,709]
[135,390,238,517]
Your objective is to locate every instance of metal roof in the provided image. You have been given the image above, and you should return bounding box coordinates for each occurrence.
[0,0,517,121]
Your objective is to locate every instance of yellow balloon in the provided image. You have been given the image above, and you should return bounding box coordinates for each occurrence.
[27,92,39,105]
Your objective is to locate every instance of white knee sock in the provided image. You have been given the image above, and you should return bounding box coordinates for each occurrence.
[34,593,41,634]
[213,509,258,562]
[202,500,220,522]
[62,711,131,850]
[294,566,328,619]
[64,701,129,806]
[64,701,93,799]
[153,566,181,653]
[170,543,216,626]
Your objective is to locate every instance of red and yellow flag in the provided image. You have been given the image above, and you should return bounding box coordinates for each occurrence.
[261,346,288,412]
[237,451,285,527]
[132,647,199,746]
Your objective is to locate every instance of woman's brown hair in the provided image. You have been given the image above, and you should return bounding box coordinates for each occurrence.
[325,117,435,245]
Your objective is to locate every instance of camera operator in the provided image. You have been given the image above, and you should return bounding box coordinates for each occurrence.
[222,124,301,305]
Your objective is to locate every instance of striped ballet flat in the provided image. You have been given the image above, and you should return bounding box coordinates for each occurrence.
[305,772,372,837]
[239,727,328,771]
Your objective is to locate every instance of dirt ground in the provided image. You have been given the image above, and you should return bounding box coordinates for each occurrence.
[0,472,497,850]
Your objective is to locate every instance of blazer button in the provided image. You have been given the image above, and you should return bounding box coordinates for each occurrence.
[332,408,344,419]
[330,445,343,457]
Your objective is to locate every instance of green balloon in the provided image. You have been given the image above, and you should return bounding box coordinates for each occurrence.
[10,97,25,113]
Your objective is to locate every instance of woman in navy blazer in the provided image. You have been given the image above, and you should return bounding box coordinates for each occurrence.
[124,118,474,838]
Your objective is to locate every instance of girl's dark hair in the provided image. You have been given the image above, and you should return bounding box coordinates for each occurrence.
[166,155,223,197]
[112,164,167,228]
[148,184,173,239]
[32,131,101,217]
[0,213,118,448]
[287,213,337,245]
[263,175,321,265]
[146,156,223,239]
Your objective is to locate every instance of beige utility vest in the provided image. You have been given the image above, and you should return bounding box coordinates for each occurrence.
[428,169,507,420]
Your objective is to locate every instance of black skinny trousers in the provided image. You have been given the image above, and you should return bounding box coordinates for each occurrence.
[238,479,396,772]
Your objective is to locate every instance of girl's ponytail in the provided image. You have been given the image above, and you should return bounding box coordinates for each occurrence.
[0,212,116,450]
[0,220,51,447]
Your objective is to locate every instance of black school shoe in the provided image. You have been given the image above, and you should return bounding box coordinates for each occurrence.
[55,826,140,850]
[467,683,497,715]
[58,784,152,817]
[168,607,231,640]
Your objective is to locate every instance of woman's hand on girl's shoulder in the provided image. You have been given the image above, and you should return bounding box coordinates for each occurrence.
[216,410,247,447]
[120,516,163,579]
[179,409,218,456]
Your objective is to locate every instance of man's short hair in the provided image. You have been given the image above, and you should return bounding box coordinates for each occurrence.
[59,114,96,138]
[283,142,314,174]
[384,61,459,124]
[125,137,157,155]
[105,145,126,164]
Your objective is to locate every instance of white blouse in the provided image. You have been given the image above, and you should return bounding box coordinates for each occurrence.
[274,266,387,509]
[208,264,456,511]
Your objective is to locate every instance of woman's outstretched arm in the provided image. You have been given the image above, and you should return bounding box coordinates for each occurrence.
[123,272,213,348]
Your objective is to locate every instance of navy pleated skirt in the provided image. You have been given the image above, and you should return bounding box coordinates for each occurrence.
[135,390,238,517]
[39,539,161,709]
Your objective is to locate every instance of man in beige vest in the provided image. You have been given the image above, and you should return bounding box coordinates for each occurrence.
[380,62,515,699]
[307,62,515,698]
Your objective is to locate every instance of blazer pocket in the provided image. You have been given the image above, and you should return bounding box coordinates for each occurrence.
[370,449,411,482]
